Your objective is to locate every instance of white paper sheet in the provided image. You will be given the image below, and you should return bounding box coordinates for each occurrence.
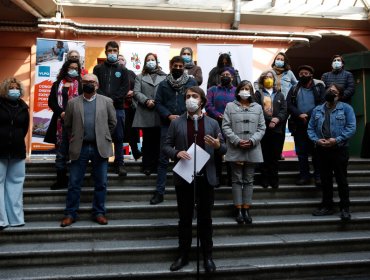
[173,143,210,184]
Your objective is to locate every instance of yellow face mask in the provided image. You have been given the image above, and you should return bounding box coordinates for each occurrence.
[263,78,274,89]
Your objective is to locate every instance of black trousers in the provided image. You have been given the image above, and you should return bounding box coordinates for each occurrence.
[175,176,214,258]
[124,106,140,156]
[260,130,283,185]
[316,146,350,210]
[141,127,161,171]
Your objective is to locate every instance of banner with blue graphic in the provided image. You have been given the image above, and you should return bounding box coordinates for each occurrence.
[32,38,85,153]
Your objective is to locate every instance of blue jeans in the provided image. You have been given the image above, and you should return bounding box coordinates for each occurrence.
[112,109,125,166]
[64,143,108,219]
[55,129,69,171]
[156,125,169,195]
[0,159,25,227]
[294,127,319,180]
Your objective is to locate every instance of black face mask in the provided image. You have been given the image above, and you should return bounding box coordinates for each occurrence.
[172,68,184,80]
[299,75,312,85]
[221,76,231,86]
[83,83,95,94]
[325,90,336,103]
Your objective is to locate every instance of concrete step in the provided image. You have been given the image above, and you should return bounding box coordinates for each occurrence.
[1,250,369,280]
[23,184,370,204]
[2,231,370,267]
[2,213,370,243]
[23,169,370,188]
[22,197,370,221]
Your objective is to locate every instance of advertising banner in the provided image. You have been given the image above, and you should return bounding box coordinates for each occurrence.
[32,38,85,153]
[120,41,171,75]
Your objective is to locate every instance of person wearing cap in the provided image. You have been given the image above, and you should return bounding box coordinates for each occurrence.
[321,55,355,103]
[287,65,325,186]
[255,70,287,189]
[206,67,237,186]
[180,47,203,86]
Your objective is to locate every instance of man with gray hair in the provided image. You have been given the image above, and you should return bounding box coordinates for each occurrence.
[60,73,117,227]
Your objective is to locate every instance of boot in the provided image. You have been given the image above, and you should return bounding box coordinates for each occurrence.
[50,170,68,190]
[235,207,244,224]
[170,255,189,271]
[203,256,216,273]
[242,208,252,224]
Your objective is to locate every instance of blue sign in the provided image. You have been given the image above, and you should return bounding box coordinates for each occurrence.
[38,66,50,77]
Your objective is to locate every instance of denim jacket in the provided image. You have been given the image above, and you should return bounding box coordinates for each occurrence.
[307,101,356,147]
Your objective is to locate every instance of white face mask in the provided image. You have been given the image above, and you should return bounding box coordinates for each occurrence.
[239,90,251,100]
[332,60,342,70]
[186,97,200,113]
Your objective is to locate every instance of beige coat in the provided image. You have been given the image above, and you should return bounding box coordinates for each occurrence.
[64,94,117,161]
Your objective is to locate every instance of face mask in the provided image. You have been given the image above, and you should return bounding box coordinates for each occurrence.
[107,53,118,63]
[263,78,274,89]
[8,89,21,101]
[68,69,79,78]
[172,68,184,80]
[275,60,284,68]
[325,89,337,103]
[146,60,156,70]
[221,76,232,86]
[332,60,342,70]
[299,75,312,85]
[186,97,200,113]
[239,90,251,100]
[182,55,192,63]
[83,83,95,94]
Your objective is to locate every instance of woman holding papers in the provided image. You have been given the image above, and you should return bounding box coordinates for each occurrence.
[163,86,226,273]
[222,80,266,224]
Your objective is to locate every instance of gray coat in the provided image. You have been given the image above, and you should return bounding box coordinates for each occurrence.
[64,94,117,161]
[132,73,166,128]
[222,100,265,163]
[163,114,227,187]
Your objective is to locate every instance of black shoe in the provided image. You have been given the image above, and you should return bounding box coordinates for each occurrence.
[115,165,127,177]
[340,209,351,221]
[260,179,269,188]
[132,151,142,161]
[242,208,252,224]
[312,207,334,216]
[143,169,151,176]
[314,178,322,188]
[150,192,163,205]
[235,208,244,224]
[296,178,311,185]
[270,182,279,189]
[170,256,189,271]
[203,258,216,273]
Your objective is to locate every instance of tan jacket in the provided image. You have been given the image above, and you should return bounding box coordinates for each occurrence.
[64,94,117,161]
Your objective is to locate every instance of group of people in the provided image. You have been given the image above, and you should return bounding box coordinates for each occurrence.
[0,42,357,274]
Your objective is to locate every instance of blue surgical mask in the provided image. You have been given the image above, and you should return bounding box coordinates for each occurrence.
[8,89,21,101]
[107,53,118,63]
[182,55,192,63]
[146,60,156,70]
[68,69,79,78]
[275,60,284,68]
[332,60,342,70]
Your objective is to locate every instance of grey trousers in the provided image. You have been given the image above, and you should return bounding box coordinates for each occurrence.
[231,162,255,206]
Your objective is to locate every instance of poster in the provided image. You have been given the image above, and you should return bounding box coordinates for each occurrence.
[32,38,85,153]
[120,41,171,75]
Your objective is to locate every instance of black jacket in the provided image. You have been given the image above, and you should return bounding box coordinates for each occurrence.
[255,89,287,134]
[93,61,129,110]
[0,98,29,159]
[44,80,83,144]
[286,79,325,133]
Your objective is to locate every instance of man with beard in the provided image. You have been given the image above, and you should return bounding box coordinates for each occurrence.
[149,56,197,205]
[286,65,325,187]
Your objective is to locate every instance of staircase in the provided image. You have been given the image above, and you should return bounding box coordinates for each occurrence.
[1,158,370,280]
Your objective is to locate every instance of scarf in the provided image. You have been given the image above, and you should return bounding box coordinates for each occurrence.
[56,78,79,145]
[166,73,190,90]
